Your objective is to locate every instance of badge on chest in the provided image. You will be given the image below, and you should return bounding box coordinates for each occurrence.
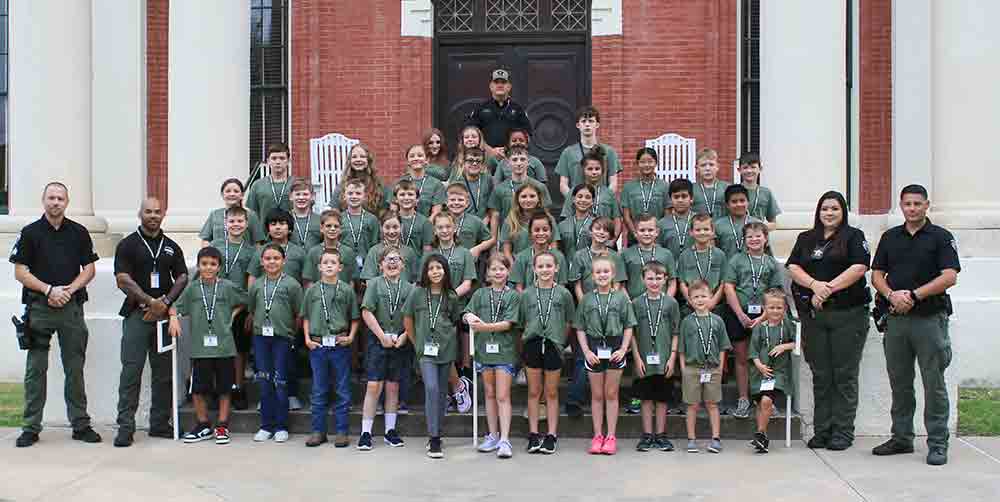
[646,353,661,365]
[486,343,500,354]
[760,378,776,391]
[424,342,440,357]
[700,370,713,384]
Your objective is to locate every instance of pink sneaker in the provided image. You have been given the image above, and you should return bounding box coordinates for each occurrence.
[601,435,617,455]
[589,434,605,454]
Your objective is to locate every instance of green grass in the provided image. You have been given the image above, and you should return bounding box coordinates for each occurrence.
[958,388,1000,436]
[0,382,24,427]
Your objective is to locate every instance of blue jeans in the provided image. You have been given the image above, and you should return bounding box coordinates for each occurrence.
[309,346,352,434]
[567,349,589,410]
[254,335,290,432]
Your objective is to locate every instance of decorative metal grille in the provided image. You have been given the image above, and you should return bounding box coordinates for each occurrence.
[485,0,539,32]
[551,0,588,31]
[437,0,475,33]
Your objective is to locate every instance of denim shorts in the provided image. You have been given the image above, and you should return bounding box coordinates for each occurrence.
[475,362,517,376]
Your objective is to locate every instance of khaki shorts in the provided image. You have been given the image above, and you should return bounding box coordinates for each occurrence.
[682,365,722,405]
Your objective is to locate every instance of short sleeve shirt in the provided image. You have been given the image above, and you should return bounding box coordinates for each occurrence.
[361,276,415,336]
[657,212,694,259]
[676,247,728,291]
[454,213,492,251]
[723,253,785,308]
[402,288,462,364]
[245,176,295,237]
[511,248,570,287]
[621,178,669,221]
[574,290,638,347]
[713,215,763,258]
[786,226,871,308]
[678,313,732,366]
[422,246,478,305]
[398,213,435,253]
[391,175,446,217]
[290,211,324,249]
[199,207,266,244]
[519,285,576,349]
[302,242,357,284]
[568,249,628,296]
[749,319,796,395]
[554,143,623,189]
[499,215,561,257]
[872,220,960,313]
[745,185,782,222]
[113,230,188,316]
[447,174,494,220]
[248,241,307,284]
[557,214,594,263]
[692,181,730,218]
[301,280,359,337]
[10,216,100,304]
[465,287,522,365]
[632,293,681,375]
[362,243,420,285]
[175,278,250,358]
[492,156,548,185]
[247,273,304,339]
[339,209,382,257]
[621,246,676,299]
[559,184,622,220]
[210,238,254,291]
[487,178,554,223]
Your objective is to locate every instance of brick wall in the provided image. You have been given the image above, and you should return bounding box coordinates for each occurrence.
[147,0,168,206]
[859,0,892,214]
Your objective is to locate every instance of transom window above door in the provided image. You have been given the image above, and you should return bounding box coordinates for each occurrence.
[435,0,590,34]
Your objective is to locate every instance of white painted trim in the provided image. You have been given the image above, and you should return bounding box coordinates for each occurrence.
[850,0,860,209]
[401,0,433,38]
[735,0,742,155]
[591,0,622,37]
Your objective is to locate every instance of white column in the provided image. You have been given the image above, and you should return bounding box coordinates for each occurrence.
[92,0,147,233]
[166,0,249,232]
[759,0,847,227]
[891,0,933,209]
[6,0,95,221]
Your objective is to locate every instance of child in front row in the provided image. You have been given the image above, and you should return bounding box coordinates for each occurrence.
[464,254,522,459]
[748,288,796,454]
[403,255,463,459]
[171,247,250,445]
[577,256,637,455]
[679,280,732,454]
[358,248,414,450]
[520,251,576,455]
[302,248,360,448]
[630,261,681,452]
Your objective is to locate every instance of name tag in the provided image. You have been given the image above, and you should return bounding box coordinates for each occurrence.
[322,335,337,347]
[747,304,762,315]
[150,272,160,289]
[204,335,219,347]
[356,255,364,270]
[385,332,398,342]
[597,347,612,360]
[424,343,440,357]
[486,343,500,354]
[760,378,776,391]
[646,353,661,365]
[700,370,713,384]
[262,322,275,337]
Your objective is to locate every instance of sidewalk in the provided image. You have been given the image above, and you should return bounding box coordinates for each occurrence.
[1,427,997,501]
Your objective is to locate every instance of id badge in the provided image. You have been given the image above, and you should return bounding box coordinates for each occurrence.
[597,347,613,360]
[356,255,364,270]
[760,378,776,391]
[486,343,500,354]
[322,335,337,347]
[646,353,661,365]
[150,272,160,289]
[204,335,219,347]
[747,304,762,315]
[385,332,398,342]
[424,342,440,357]
[700,370,713,384]
[262,320,274,337]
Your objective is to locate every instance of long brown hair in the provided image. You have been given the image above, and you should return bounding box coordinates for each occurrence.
[340,143,385,216]
[423,128,450,167]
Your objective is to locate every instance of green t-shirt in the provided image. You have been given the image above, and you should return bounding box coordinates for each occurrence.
[200,207,266,244]
[447,174,494,220]
[453,212,491,251]
[391,175,447,217]
[398,212,435,253]
[361,243,420,285]
[568,248,627,295]
[748,319,796,395]
[491,155,548,185]
[421,246,478,305]
[209,238,255,291]
[519,285,576,349]
[339,209,382,258]
[301,280,359,338]
[290,211,324,250]
[176,278,250,359]
[554,142,623,189]
[557,214,594,264]
[499,215,561,257]
[722,253,784,309]
[676,247,728,291]
[247,273,304,339]
[426,163,452,182]
[487,177,554,223]
[511,247,569,287]
[574,290,638,347]
[302,242,358,284]
[559,184,622,220]
[621,246,676,299]
[691,180,730,218]
[621,178,669,221]
[361,276,415,336]
[331,182,393,215]
[744,185,782,222]
[632,293,681,375]
[678,312,732,366]
[713,214,763,258]
[657,212,694,259]
[464,286,521,365]
[402,288,462,364]
[245,176,295,237]
[248,241,307,284]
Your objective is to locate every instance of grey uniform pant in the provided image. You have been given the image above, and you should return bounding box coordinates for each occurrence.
[116,311,173,433]
[22,301,91,433]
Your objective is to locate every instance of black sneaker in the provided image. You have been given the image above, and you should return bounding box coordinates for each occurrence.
[827,438,852,451]
[527,433,542,453]
[231,386,249,411]
[15,431,39,448]
[806,436,829,449]
[183,423,213,443]
[636,433,654,452]
[927,447,948,466]
[384,429,405,447]
[357,432,373,451]
[625,398,641,415]
[872,438,914,456]
[114,429,134,448]
[751,432,769,454]
[539,434,557,454]
[427,436,444,458]
[214,425,231,445]
[148,427,174,439]
[72,426,102,443]
[656,434,675,452]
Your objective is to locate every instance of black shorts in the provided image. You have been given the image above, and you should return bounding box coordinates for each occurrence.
[523,337,563,371]
[721,305,760,343]
[191,357,235,396]
[752,389,787,405]
[584,336,626,373]
[365,333,413,382]
[634,375,670,403]
[232,310,251,353]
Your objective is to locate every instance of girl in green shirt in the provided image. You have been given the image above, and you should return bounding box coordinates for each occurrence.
[332,144,390,216]
[500,184,560,263]
[512,211,570,291]
[558,148,623,241]
[558,184,596,262]
[622,148,669,246]
[749,288,796,454]
[424,128,452,182]
[199,177,265,247]
[570,217,627,300]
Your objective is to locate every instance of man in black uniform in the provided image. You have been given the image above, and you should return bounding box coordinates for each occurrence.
[10,182,100,447]
[871,184,960,466]
[465,68,533,160]
[112,197,189,447]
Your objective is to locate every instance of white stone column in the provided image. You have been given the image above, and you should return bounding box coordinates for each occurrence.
[759,0,847,227]
[5,0,96,222]
[891,0,933,210]
[166,0,250,233]
[92,0,147,233]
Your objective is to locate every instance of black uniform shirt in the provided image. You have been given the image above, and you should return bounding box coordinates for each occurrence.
[786,225,871,308]
[465,98,533,148]
[9,215,99,304]
[113,229,188,316]
[872,219,960,309]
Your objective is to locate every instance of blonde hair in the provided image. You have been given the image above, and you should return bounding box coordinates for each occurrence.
[340,143,385,216]
[506,184,546,237]
[451,125,486,173]
[696,148,718,164]
[430,212,458,248]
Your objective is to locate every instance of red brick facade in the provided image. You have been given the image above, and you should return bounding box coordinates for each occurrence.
[859,0,892,214]
[146,0,169,206]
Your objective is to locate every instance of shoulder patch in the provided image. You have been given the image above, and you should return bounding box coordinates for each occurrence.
[950,239,958,253]
[862,240,870,254]
[163,246,175,256]
[9,233,21,259]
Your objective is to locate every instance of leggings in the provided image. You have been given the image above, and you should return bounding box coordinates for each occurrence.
[420,360,451,437]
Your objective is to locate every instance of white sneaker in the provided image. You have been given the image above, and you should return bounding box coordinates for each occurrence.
[253,429,273,442]
[273,430,289,443]
[478,433,500,452]
[455,380,472,414]
[497,439,513,459]
[289,396,303,411]
[515,369,527,386]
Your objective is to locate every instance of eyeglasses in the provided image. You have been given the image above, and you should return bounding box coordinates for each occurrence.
[465,158,484,165]
[384,256,402,263]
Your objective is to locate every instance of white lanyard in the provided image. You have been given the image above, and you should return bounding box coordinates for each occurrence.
[694,249,713,282]
[437,245,457,265]
[294,212,312,244]
[224,240,245,275]
[456,213,467,241]
[644,295,663,342]
[700,182,718,217]
[637,246,656,268]
[749,187,761,215]
[592,186,602,217]
[464,176,485,213]
[401,215,418,248]
[426,291,444,334]
[730,215,749,251]
[673,213,691,248]
[535,286,555,329]
[764,323,780,349]
[384,278,403,321]
[200,280,219,332]
[639,178,657,213]
[692,315,716,359]
[319,281,339,324]
[263,273,285,318]
[413,176,427,200]
[746,253,765,297]
[137,228,165,265]
[574,214,592,250]
[594,291,612,343]
[488,287,508,323]
[344,211,364,248]
[269,177,289,207]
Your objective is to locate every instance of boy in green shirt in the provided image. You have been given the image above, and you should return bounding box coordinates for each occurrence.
[679,280,732,454]
[200,177,266,246]
[447,147,493,220]
[246,142,295,238]
[622,214,676,300]
[288,179,323,249]
[339,179,382,261]
[713,184,763,258]
[392,144,446,217]
[487,145,553,238]
[737,152,782,230]
[361,212,421,285]
[248,209,307,285]
[491,128,548,185]
[658,179,695,259]
[445,183,494,259]
[301,248,360,448]
[748,288,796,454]
[555,106,622,196]
[691,148,730,218]
[676,214,728,316]
[394,180,435,254]
[302,209,358,289]
[169,247,250,445]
